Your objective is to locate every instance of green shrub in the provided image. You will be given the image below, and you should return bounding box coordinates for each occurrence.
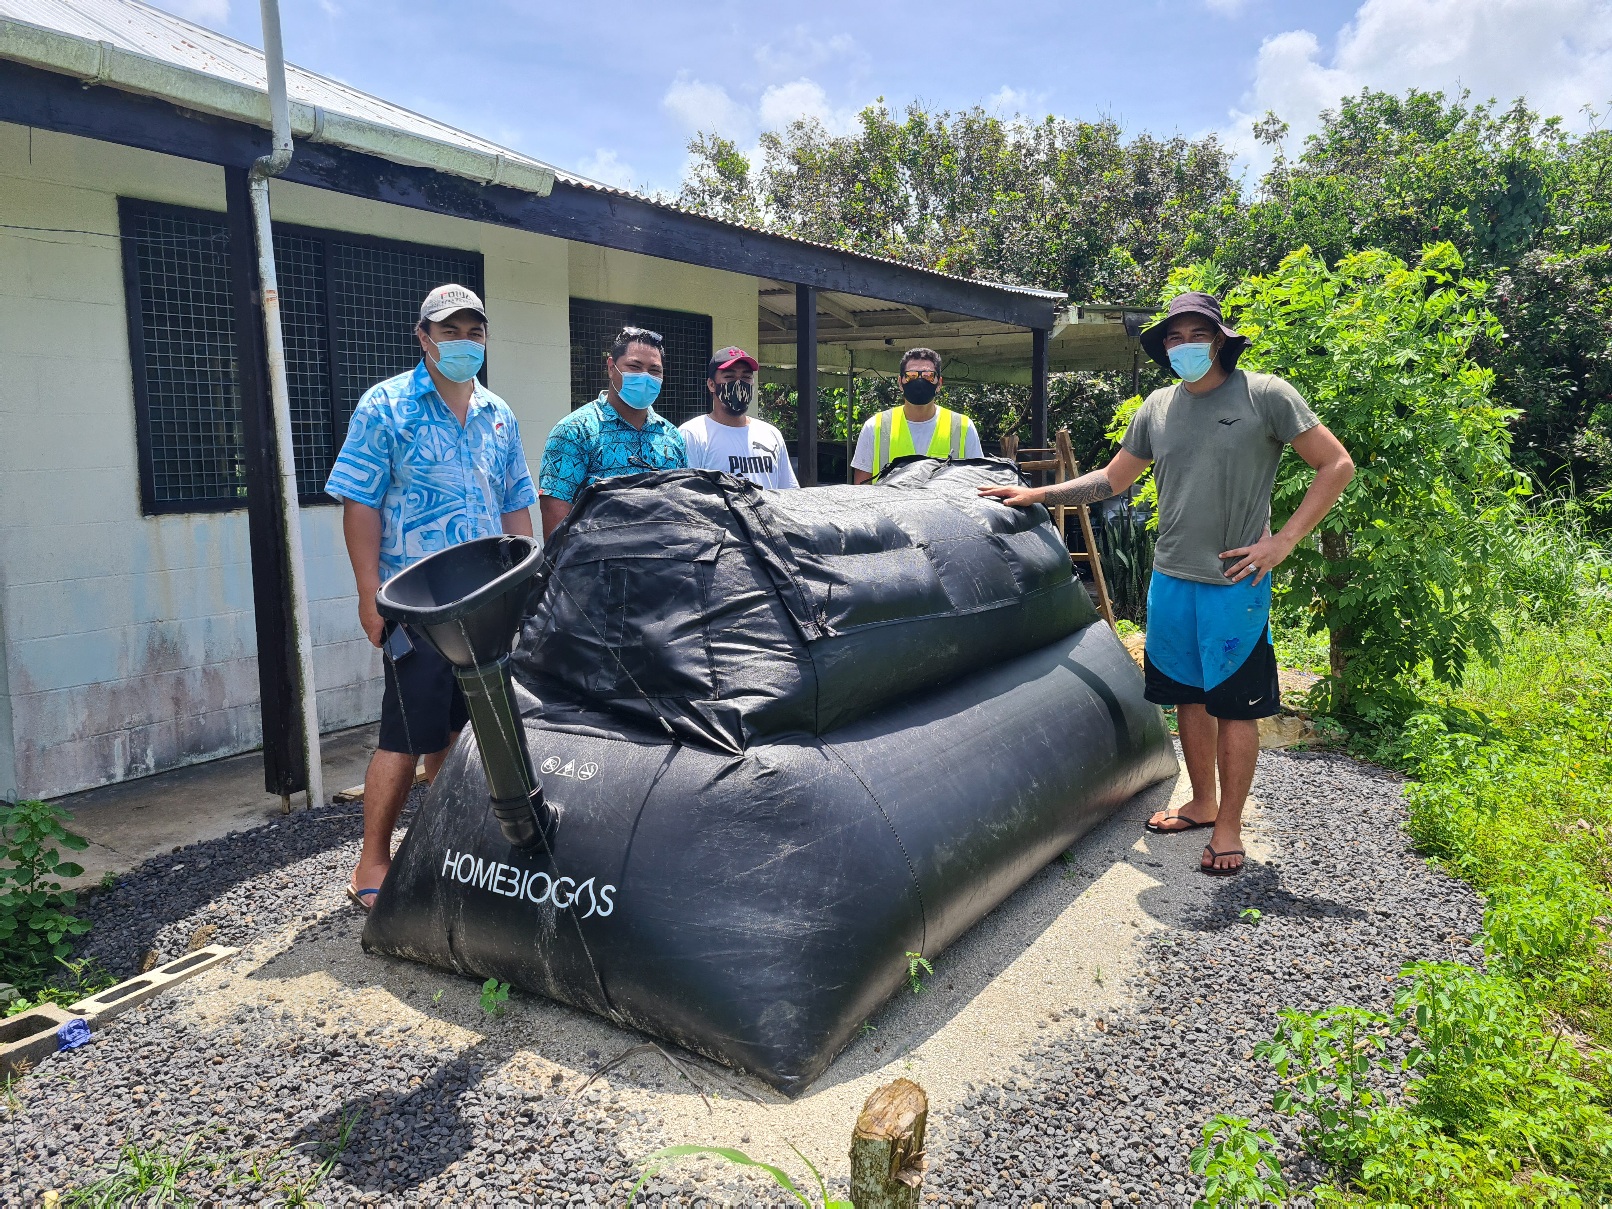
[1259,963,1612,1203]
[0,799,91,987]
[1188,1114,1289,1208]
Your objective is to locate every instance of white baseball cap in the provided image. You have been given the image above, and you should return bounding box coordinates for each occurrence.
[419,283,488,324]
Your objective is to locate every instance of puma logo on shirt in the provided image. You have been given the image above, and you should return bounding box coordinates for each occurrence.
[678,418,800,489]
[729,448,777,476]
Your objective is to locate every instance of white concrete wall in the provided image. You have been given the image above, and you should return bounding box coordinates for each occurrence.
[0,122,758,801]
[568,243,759,365]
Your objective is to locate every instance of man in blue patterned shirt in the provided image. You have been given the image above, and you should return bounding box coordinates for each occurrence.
[326,283,537,911]
[538,325,687,539]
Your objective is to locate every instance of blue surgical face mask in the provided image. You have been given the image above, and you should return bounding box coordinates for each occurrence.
[426,336,485,383]
[616,371,662,409]
[1167,342,1215,383]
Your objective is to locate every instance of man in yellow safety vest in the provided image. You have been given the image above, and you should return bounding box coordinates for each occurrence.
[852,347,984,483]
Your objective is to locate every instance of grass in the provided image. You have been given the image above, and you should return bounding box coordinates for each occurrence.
[1245,512,1612,1205]
[65,1111,361,1207]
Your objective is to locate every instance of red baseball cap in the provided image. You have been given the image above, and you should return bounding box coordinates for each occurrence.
[707,345,759,377]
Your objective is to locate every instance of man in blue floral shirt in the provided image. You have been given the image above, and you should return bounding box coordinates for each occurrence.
[538,325,686,539]
[326,284,536,911]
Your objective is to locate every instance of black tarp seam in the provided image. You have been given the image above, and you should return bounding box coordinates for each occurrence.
[823,742,929,960]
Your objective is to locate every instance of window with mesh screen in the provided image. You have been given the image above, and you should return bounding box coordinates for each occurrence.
[121,199,483,513]
[122,205,245,509]
[329,240,484,436]
[569,299,714,426]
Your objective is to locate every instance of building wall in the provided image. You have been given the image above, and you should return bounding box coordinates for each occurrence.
[568,243,759,364]
[0,123,758,800]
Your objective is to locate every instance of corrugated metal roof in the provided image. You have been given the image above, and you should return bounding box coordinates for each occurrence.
[0,0,568,177]
[0,0,1064,303]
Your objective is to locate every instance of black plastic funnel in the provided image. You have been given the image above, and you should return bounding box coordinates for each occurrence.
[376,535,551,849]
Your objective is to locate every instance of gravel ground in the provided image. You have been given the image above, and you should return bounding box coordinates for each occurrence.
[4,787,659,1206]
[2,747,1485,1206]
[928,748,1486,1207]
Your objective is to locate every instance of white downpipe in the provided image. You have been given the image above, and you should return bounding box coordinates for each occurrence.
[251,0,323,811]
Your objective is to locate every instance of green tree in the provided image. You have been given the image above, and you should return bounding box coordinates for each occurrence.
[682,101,1239,304]
[1217,89,1612,492]
[1191,244,1527,712]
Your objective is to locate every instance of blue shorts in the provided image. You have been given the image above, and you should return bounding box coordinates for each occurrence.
[1143,570,1280,720]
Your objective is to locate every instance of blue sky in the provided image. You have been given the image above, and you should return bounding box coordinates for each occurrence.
[163,0,1612,195]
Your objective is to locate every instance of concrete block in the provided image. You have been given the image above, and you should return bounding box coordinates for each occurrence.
[0,1003,86,1078]
[68,945,237,1025]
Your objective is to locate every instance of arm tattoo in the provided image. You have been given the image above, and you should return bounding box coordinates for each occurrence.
[1039,469,1115,508]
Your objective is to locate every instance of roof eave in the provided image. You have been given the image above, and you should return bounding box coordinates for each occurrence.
[0,14,557,194]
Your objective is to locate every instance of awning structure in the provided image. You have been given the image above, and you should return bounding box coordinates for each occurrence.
[756,280,1154,387]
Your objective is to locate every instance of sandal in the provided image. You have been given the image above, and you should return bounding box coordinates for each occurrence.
[347,884,381,912]
[1199,845,1246,877]
[1146,809,1217,834]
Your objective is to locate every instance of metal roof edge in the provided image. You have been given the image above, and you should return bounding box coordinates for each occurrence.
[0,6,1065,309]
[0,13,556,195]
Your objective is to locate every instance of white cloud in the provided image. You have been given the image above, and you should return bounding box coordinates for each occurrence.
[662,74,753,138]
[1204,0,1251,14]
[753,28,867,78]
[157,0,230,24]
[987,85,1031,113]
[1221,0,1612,177]
[575,149,636,190]
[758,78,862,134]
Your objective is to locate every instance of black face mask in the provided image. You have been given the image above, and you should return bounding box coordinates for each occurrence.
[716,380,753,415]
[901,377,938,406]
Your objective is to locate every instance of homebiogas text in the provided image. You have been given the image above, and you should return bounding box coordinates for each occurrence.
[440,849,616,917]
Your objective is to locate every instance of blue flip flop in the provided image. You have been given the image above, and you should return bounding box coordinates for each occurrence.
[347,884,380,912]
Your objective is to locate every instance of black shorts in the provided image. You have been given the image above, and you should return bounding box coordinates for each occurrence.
[378,625,469,755]
[1144,628,1281,720]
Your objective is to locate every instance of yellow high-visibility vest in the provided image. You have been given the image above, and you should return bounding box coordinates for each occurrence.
[870,406,974,480]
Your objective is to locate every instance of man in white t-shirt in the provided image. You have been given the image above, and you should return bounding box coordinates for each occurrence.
[679,345,800,489]
[851,347,985,482]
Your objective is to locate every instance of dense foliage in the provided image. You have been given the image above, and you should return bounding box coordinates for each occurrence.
[682,90,1612,492]
[1227,244,1525,706]
[0,798,90,986]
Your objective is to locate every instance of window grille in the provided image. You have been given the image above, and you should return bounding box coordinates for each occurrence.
[569,299,714,426]
[122,206,244,508]
[330,241,485,436]
[120,199,483,513]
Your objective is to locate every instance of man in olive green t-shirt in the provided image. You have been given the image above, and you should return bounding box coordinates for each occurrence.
[980,292,1355,876]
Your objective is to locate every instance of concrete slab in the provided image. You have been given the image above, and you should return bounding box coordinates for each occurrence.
[0,1003,85,1079]
[51,725,380,889]
[68,945,238,1025]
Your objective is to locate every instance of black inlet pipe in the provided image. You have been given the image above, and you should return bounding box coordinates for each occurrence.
[374,535,552,850]
[454,656,548,849]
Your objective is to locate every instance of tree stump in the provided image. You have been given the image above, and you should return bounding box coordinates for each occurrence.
[849,1078,928,1208]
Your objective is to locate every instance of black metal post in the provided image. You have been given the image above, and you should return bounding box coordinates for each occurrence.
[796,283,819,486]
[225,165,306,797]
[1031,327,1050,481]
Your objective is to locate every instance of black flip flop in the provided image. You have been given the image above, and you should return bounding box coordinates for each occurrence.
[1199,845,1246,877]
[1147,809,1216,834]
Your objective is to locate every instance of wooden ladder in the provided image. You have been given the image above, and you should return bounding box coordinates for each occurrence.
[1000,430,1118,631]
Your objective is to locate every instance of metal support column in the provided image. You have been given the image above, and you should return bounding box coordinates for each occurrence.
[224,166,305,799]
[1031,327,1050,482]
[845,351,856,484]
[796,283,819,487]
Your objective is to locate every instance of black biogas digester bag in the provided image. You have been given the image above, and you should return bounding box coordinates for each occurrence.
[363,459,1177,1095]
